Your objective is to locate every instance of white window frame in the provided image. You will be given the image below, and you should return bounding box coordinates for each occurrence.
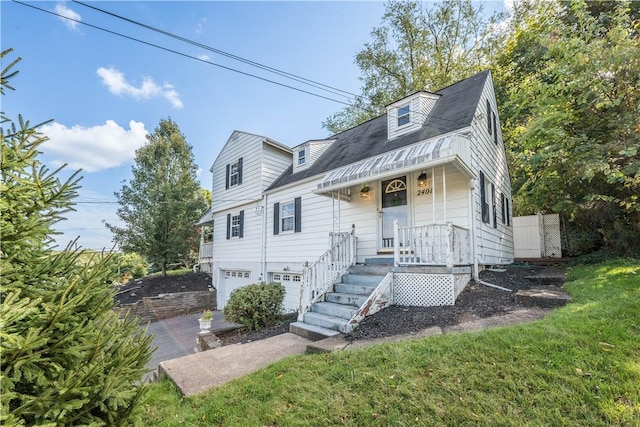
[280,201,295,233]
[231,214,241,237]
[397,104,410,127]
[229,161,240,187]
[298,149,306,166]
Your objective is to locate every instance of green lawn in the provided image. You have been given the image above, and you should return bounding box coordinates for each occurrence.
[143,259,640,426]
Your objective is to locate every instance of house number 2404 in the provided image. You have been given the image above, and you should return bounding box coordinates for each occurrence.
[416,188,433,196]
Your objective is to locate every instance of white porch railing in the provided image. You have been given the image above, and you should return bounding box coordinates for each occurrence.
[199,242,213,260]
[298,226,357,321]
[393,221,470,267]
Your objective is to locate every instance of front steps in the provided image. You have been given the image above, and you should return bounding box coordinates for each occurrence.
[290,265,386,340]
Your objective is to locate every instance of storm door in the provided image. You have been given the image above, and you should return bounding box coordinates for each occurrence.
[380,176,409,251]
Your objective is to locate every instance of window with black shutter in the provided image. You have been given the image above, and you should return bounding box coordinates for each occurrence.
[480,171,490,224]
[225,157,243,189]
[273,197,302,234]
[226,210,244,239]
[486,99,492,135]
[492,183,497,228]
[493,112,498,145]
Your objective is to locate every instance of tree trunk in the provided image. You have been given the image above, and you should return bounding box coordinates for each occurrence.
[161,262,167,277]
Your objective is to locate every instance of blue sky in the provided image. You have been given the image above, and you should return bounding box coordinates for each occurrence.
[2,1,506,251]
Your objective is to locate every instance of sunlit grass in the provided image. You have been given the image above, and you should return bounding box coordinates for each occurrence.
[144,259,640,426]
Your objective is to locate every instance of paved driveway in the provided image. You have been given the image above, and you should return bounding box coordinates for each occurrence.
[142,311,239,380]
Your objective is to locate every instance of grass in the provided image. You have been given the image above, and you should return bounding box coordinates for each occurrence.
[143,259,640,426]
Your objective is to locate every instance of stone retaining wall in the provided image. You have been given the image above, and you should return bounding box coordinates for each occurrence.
[118,290,216,323]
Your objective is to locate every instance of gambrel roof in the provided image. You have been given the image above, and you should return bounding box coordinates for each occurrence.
[268,70,490,191]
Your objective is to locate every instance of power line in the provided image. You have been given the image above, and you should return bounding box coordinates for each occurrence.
[72,0,359,101]
[12,0,357,107]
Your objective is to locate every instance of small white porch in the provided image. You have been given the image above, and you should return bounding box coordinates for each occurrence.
[291,223,472,339]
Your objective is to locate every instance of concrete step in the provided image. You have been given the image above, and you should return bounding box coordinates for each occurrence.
[303,312,355,333]
[289,321,340,341]
[325,292,369,307]
[524,274,566,287]
[311,301,358,319]
[350,264,392,275]
[515,287,572,308]
[363,257,394,266]
[341,273,385,286]
[334,282,377,296]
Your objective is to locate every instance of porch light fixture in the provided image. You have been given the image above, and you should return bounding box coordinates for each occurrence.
[417,172,430,188]
[360,184,371,200]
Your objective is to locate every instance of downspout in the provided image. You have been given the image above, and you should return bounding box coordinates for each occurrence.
[469,177,479,282]
[262,193,268,282]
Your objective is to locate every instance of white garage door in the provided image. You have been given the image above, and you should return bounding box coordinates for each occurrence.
[222,270,251,305]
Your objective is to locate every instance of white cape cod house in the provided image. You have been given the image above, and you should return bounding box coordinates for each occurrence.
[197,71,514,338]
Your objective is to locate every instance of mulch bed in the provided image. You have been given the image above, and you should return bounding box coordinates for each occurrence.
[115,265,565,345]
[114,272,212,305]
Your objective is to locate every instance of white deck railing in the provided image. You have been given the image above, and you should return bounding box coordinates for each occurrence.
[199,242,213,260]
[298,226,357,321]
[394,221,470,267]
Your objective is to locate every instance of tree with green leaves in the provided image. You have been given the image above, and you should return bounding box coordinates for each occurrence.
[494,0,640,255]
[1,48,153,426]
[107,118,208,275]
[323,0,504,134]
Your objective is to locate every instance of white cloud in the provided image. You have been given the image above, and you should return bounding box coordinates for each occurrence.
[96,67,184,109]
[55,2,81,31]
[195,17,207,34]
[197,54,211,62]
[40,120,148,172]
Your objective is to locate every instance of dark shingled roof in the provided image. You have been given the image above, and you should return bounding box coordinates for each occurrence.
[268,70,490,191]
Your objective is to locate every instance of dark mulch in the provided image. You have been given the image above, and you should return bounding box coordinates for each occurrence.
[114,272,212,305]
[115,265,565,345]
[345,264,551,341]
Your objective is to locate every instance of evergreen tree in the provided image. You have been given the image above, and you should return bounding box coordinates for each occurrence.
[107,118,208,276]
[1,48,153,426]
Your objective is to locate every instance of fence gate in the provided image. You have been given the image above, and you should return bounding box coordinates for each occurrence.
[513,213,562,259]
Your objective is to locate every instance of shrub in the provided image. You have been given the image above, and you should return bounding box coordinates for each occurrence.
[223,282,285,331]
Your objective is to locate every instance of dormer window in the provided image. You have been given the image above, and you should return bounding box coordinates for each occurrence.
[397,104,410,127]
[298,149,306,166]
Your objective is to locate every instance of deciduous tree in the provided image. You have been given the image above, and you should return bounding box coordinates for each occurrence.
[324,0,504,134]
[494,0,640,255]
[108,118,208,275]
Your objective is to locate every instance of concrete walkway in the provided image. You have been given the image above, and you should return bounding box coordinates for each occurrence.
[158,333,311,396]
[156,307,552,396]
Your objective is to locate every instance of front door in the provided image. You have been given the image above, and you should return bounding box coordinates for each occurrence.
[380,176,408,251]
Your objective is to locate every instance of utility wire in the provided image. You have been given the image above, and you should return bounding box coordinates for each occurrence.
[72,0,359,101]
[12,0,357,107]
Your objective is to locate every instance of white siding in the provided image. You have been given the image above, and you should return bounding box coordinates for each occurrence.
[262,144,292,191]
[292,139,334,173]
[468,73,514,265]
[387,93,440,140]
[211,132,264,213]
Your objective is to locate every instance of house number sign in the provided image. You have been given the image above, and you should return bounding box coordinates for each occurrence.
[416,188,433,196]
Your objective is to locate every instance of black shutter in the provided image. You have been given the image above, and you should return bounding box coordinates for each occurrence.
[480,172,488,224]
[225,164,230,189]
[226,213,231,239]
[238,210,244,238]
[294,197,302,233]
[273,202,280,235]
[493,112,498,144]
[486,99,492,135]
[492,183,497,228]
[501,193,506,224]
[506,199,511,226]
[237,157,243,185]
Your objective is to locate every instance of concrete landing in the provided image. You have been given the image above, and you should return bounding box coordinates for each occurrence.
[157,332,311,396]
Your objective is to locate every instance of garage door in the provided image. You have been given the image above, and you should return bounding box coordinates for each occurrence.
[223,270,251,305]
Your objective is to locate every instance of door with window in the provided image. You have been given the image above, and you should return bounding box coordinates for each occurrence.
[380,176,409,251]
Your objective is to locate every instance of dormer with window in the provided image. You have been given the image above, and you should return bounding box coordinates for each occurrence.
[292,139,336,173]
[387,91,440,140]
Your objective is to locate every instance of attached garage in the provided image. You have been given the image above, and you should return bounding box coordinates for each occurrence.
[220,270,252,306]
